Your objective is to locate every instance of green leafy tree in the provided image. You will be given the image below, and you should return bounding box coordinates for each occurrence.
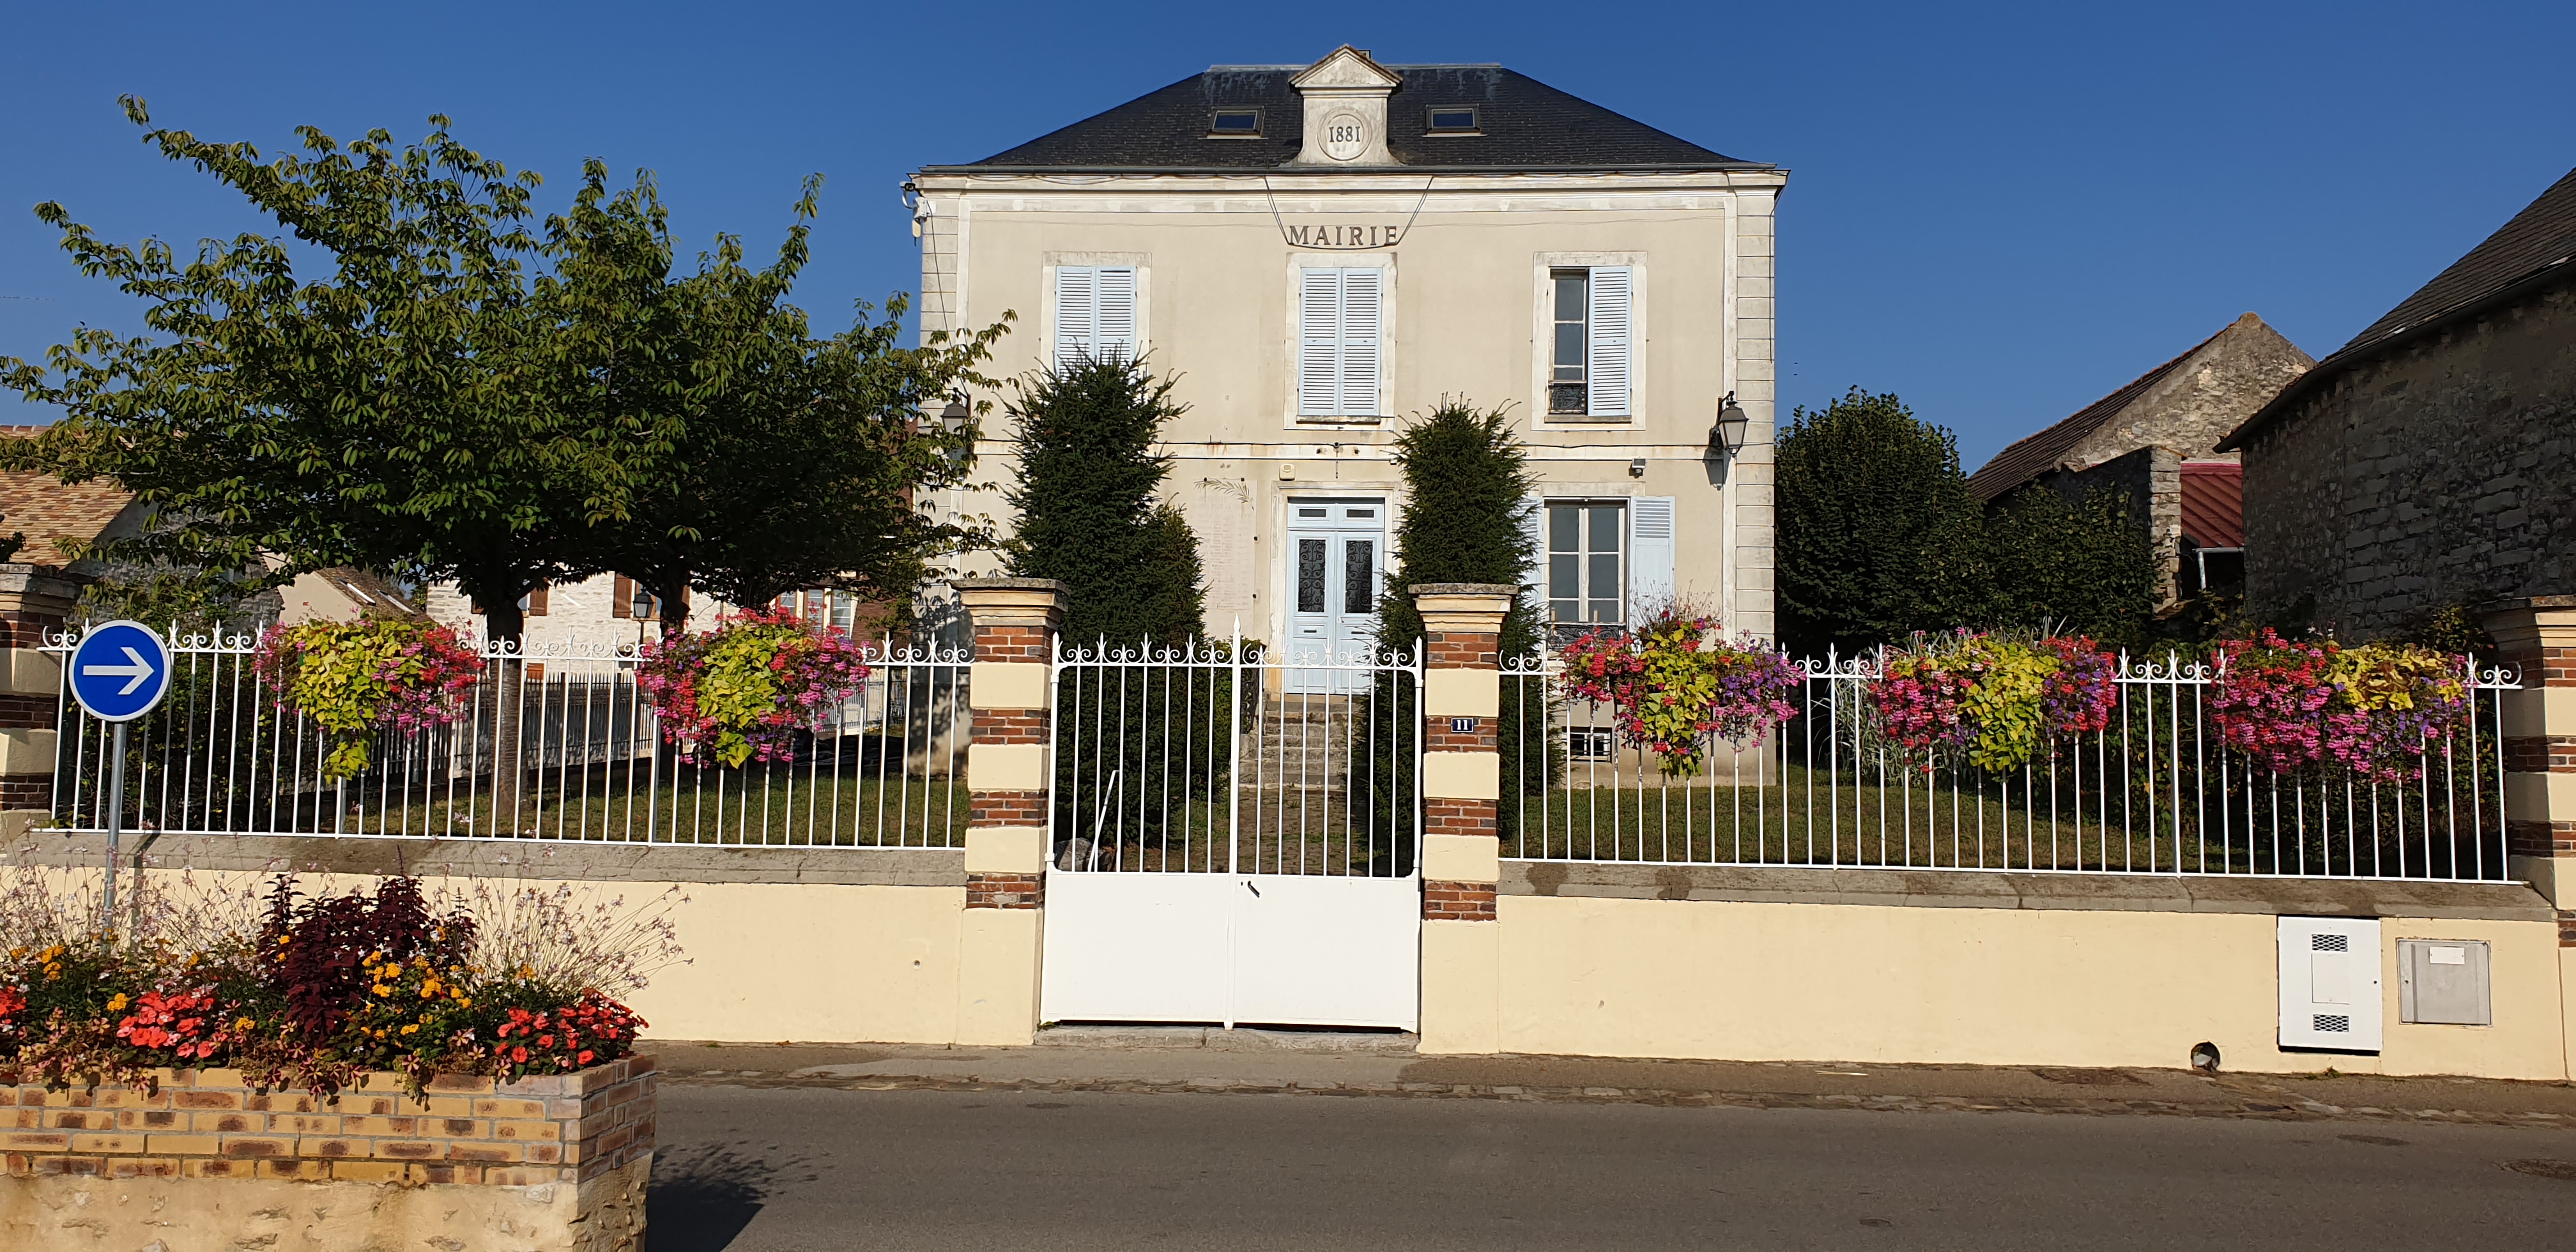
[1982,484,2158,650]
[1369,402,1547,863]
[567,165,1008,627]
[1002,355,1206,647]
[1775,388,1988,655]
[0,100,648,646]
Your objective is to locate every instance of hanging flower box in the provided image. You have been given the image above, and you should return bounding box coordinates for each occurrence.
[636,607,871,767]
[1867,632,2119,772]
[2209,630,2471,783]
[1556,607,1804,777]
[251,618,484,780]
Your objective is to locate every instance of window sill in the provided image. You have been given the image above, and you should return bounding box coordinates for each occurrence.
[1294,415,1384,425]
[1539,413,1636,425]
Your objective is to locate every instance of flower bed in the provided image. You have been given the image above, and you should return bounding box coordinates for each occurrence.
[252,619,482,780]
[636,607,871,767]
[0,871,677,1103]
[1558,607,1804,776]
[1869,632,2119,772]
[2210,630,2472,782]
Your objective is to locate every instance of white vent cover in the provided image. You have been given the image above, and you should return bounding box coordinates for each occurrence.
[2278,916,2382,1052]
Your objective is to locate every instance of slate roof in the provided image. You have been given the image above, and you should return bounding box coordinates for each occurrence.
[2179,461,2243,549]
[2220,165,2576,450]
[316,567,427,619]
[924,65,1763,173]
[1965,322,2237,501]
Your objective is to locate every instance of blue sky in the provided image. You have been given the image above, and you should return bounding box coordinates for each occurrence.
[4,1,2572,469]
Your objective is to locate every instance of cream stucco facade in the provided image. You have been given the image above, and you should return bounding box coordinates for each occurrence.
[912,49,1784,650]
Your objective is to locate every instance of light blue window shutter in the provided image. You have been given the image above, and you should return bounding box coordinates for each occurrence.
[1054,266,1096,371]
[1629,496,1675,619]
[1339,268,1381,416]
[1586,266,1632,417]
[1093,266,1137,363]
[1298,269,1342,416]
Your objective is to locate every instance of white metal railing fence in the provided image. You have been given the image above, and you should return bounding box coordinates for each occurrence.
[43,629,968,848]
[1505,650,2520,882]
[1048,634,1423,877]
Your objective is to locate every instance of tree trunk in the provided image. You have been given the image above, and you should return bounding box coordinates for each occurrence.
[480,593,532,836]
[652,578,691,637]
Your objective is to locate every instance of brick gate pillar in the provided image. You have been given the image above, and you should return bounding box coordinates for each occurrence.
[952,577,1068,1045]
[0,565,78,839]
[1413,583,1514,1055]
[2486,597,2576,947]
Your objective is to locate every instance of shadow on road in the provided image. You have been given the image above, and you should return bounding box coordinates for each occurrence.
[647,1143,785,1251]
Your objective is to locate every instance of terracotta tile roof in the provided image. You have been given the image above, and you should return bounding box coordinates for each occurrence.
[0,468,137,566]
[2179,461,2243,549]
[1965,321,2237,501]
[2221,165,2576,450]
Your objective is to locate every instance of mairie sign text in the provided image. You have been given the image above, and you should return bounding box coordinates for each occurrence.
[1282,222,1404,250]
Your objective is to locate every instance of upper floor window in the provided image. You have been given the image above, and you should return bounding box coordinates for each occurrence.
[1209,109,1262,137]
[1425,107,1479,134]
[1297,267,1383,420]
[1547,266,1632,420]
[1054,266,1137,372]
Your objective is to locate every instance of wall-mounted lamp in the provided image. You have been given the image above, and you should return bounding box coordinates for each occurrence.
[1707,392,1751,459]
[1628,457,1647,478]
[939,395,971,436]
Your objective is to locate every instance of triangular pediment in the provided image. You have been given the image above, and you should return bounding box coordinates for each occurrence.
[1291,45,1401,90]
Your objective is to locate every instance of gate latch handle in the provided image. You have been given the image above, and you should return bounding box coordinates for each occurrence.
[1243,880,1261,897]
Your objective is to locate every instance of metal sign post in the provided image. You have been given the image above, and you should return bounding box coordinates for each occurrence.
[64,620,173,933]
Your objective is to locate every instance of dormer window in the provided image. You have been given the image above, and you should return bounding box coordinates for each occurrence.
[1426,107,1480,135]
[1209,109,1262,137]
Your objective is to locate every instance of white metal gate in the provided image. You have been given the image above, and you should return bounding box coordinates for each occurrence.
[1038,631,1423,1029]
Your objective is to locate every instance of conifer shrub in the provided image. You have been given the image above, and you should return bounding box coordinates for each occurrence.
[1000,356,1230,857]
[1368,402,1551,862]
[1003,355,1206,647]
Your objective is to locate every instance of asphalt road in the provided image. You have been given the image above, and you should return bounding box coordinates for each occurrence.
[649,1085,2576,1250]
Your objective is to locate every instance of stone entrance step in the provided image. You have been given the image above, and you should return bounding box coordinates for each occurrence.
[1032,1024,1420,1055]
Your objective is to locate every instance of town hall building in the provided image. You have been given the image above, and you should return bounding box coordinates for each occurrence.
[910,47,1784,664]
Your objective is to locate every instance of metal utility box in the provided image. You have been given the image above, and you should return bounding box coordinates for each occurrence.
[2278,917,2383,1051]
[2397,939,2492,1026]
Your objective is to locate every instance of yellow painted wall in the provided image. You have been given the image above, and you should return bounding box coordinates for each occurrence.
[120,867,974,1046]
[1491,895,2570,1079]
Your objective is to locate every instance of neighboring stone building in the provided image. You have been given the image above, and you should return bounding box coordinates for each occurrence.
[1967,313,2313,606]
[2220,165,2576,636]
[910,47,1784,668]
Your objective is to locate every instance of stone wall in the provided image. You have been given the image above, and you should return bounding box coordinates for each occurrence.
[2027,444,2179,604]
[0,1057,652,1249]
[2242,282,2576,635]
[2058,312,2310,477]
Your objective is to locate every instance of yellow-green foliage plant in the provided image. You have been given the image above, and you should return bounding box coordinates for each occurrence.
[252,619,484,779]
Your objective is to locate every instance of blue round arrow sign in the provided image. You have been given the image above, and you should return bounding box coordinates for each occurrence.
[67,620,173,722]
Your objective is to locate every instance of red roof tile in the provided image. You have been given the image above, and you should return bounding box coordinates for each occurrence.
[2179,461,2242,549]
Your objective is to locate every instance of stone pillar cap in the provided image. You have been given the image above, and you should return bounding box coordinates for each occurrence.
[954,577,1072,594]
[1410,583,1520,597]
[953,577,1070,630]
[1413,584,1517,634]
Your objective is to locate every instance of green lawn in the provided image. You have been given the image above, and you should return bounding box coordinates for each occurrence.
[1504,763,2501,876]
[198,770,970,848]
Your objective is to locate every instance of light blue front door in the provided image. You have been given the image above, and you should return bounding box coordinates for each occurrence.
[1283,499,1383,694]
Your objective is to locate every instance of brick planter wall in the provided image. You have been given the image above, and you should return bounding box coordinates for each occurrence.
[0,1056,655,1250]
